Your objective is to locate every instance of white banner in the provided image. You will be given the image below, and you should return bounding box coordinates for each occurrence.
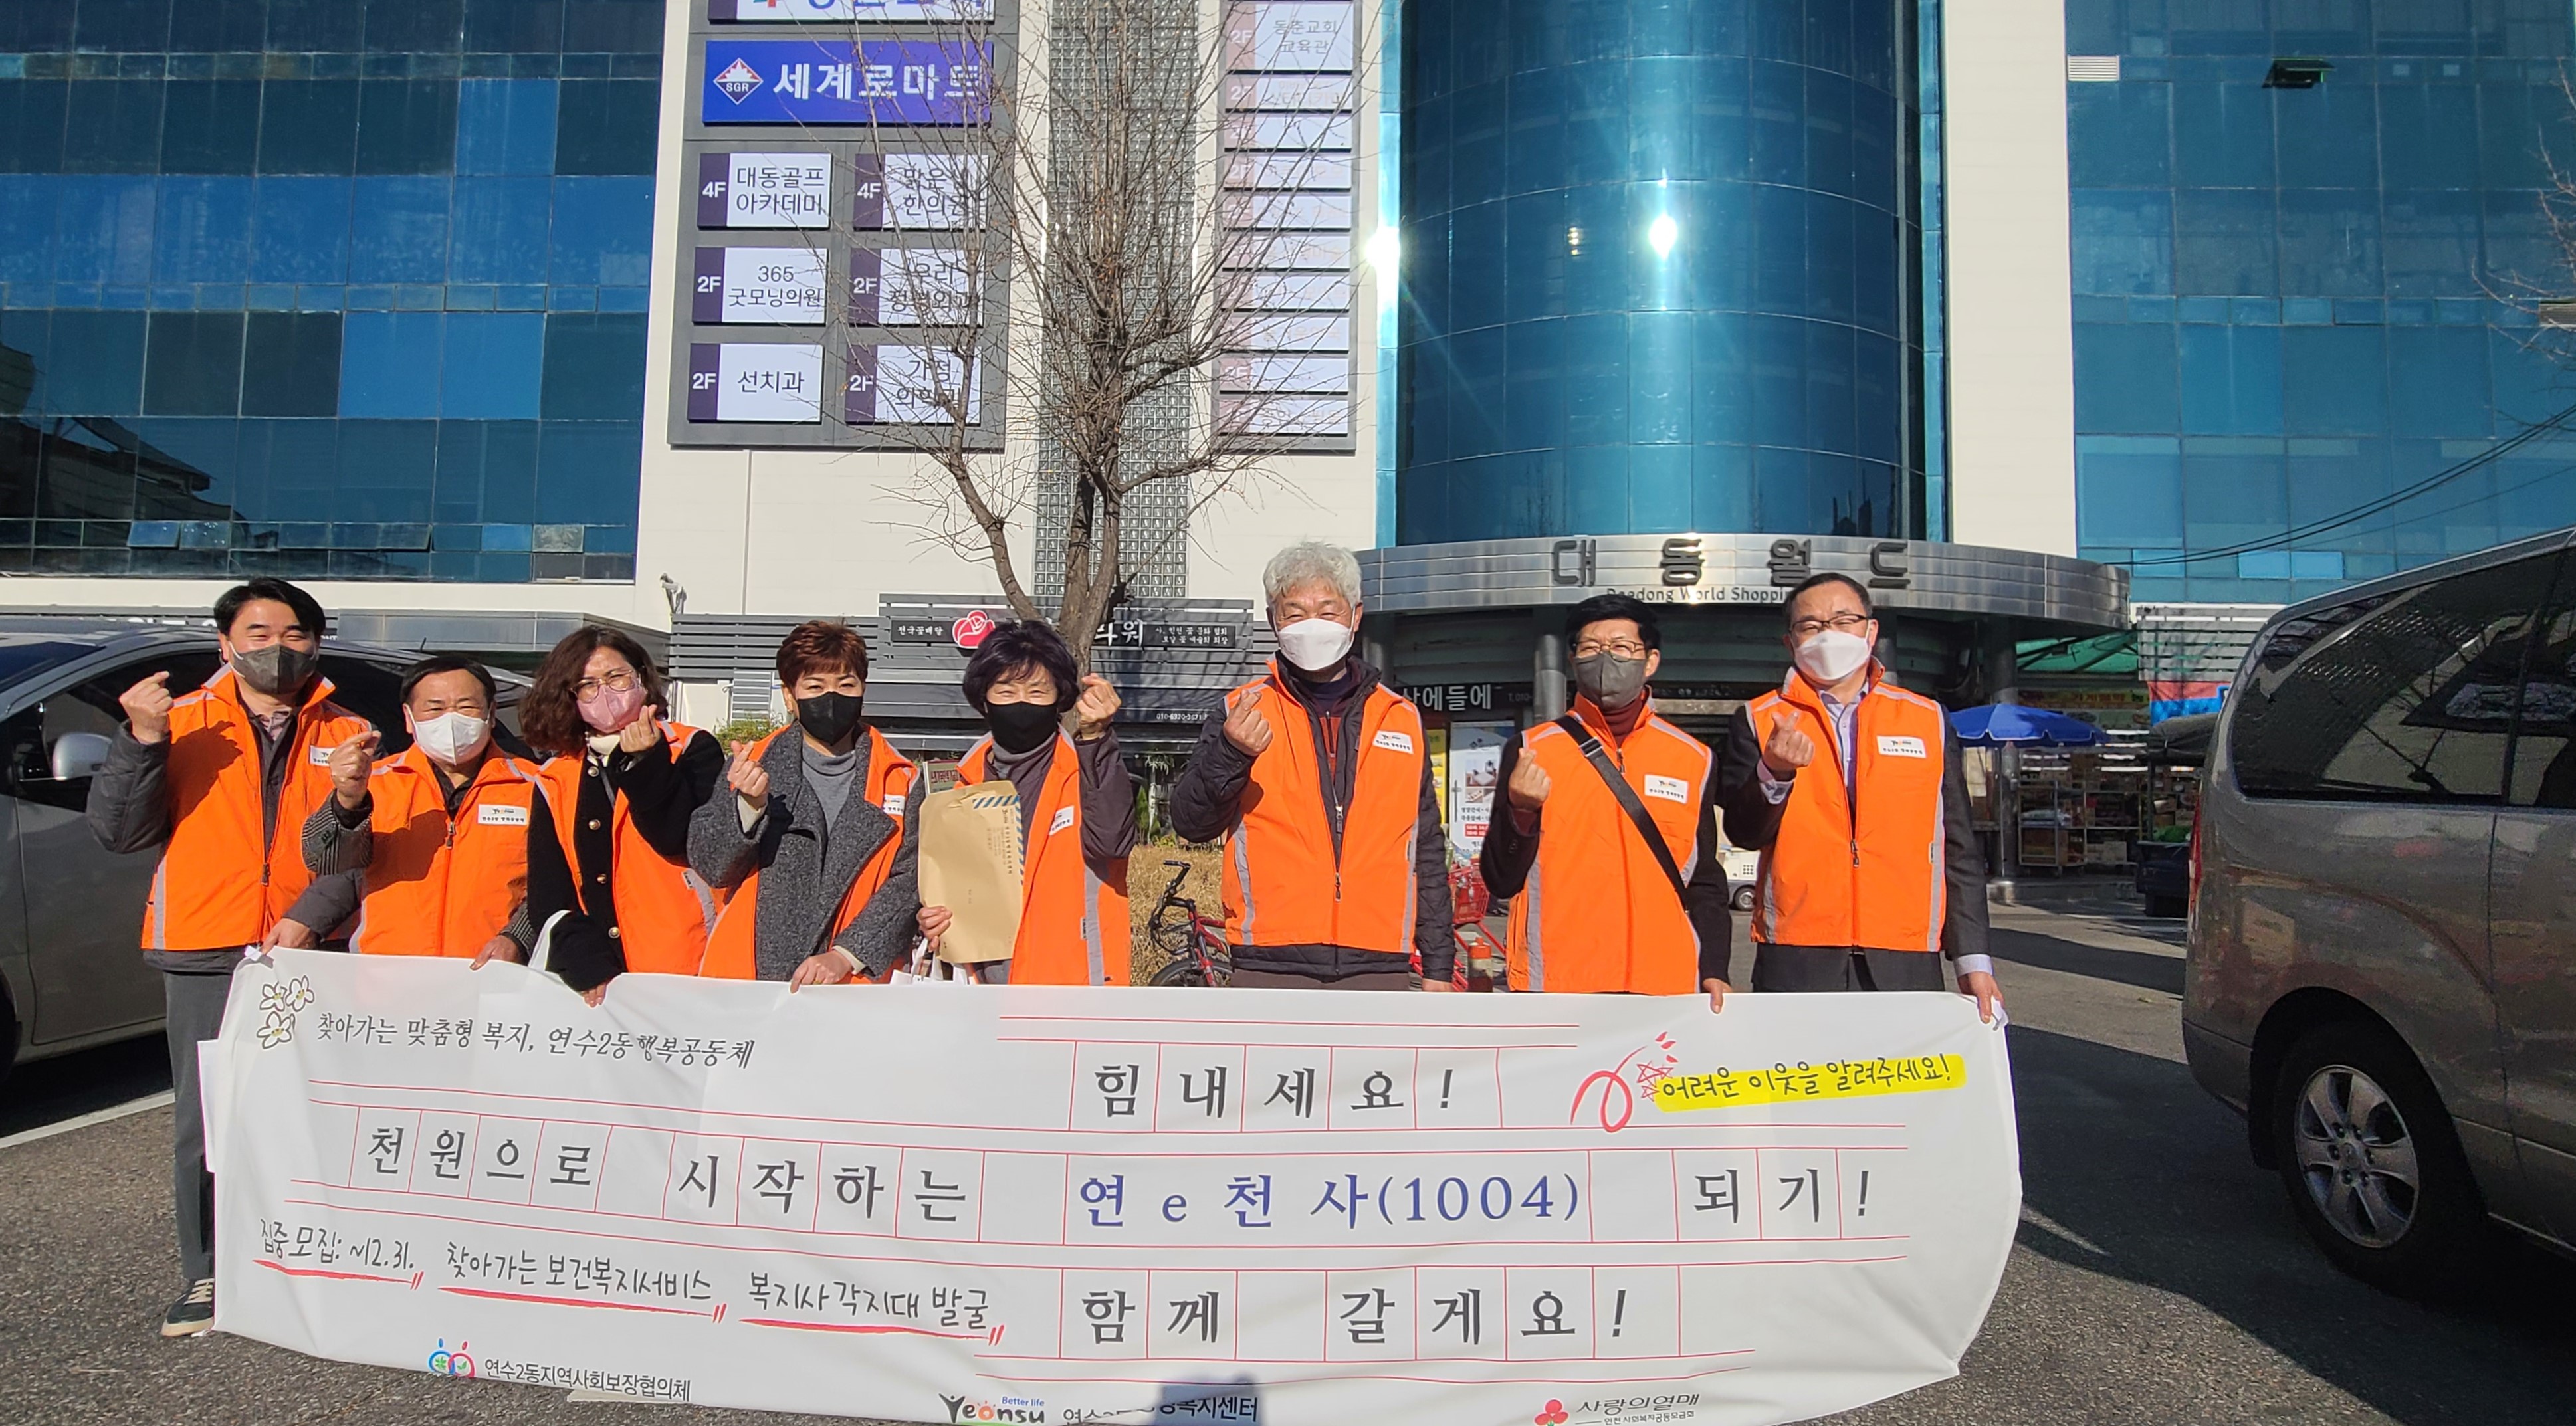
[205,952,2018,1425]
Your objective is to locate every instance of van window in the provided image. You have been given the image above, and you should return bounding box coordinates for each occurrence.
[2510,564,2576,808]
[2230,552,2557,803]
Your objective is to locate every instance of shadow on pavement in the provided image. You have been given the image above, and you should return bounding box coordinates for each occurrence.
[1989,927,2185,997]
[0,1033,169,1138]
[2006,1023,2576,1425]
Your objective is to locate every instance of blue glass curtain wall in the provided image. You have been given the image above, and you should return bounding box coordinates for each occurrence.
[1396,0,1927,544]
[2065,0,2576,605]
[0,0,661,581]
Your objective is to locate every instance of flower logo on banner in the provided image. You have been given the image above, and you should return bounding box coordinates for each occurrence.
[1534,1401,1570,1426]
[254,975,314,1050]
[951,609,996,649]
[1569,1033,1678,1134]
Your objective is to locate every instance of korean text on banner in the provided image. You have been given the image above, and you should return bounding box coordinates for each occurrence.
[205,953,2020,1425]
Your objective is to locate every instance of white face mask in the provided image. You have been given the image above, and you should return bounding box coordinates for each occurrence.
[410,711,491,767]
[1792,628,1872,686]
[1274,617,1356,673]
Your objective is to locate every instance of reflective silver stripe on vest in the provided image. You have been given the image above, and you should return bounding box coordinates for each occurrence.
[349,902,369,954]
[1524,860,1545,991]
[148,861,168,950]
[1083,866,1107,985]
[1400,817,1419,958]
[684,869,719,934]
[1232,829,1257,944]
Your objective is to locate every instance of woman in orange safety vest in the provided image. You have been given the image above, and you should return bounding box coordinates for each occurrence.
[689,620,922,985]
[514,626,724,1002]
[916,620,1136,985]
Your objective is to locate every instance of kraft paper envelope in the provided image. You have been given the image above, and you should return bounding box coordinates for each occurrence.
[916,779,1025,964]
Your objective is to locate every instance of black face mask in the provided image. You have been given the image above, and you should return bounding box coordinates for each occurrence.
[233,643,320,699]
[985,699,1061,754]
[794,691,864,746]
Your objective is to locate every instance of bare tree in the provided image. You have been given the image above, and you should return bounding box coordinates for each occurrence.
[815,0,1366,665]
[2500,73,2576,366]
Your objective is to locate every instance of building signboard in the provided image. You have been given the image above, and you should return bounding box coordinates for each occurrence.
[673,3,1007,450]
[700,39,990,126]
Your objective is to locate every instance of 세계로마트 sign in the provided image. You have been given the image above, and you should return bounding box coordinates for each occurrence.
[201,952,2019,1424]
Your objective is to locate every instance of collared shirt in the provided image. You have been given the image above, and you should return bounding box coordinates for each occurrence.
[1752,677,1993,981]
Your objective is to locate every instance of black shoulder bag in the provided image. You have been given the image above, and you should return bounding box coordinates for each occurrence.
[1551,714,1688,900]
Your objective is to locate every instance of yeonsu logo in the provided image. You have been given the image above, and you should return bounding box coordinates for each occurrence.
[939,1393,1045,1423]
[427,1338,476,1378]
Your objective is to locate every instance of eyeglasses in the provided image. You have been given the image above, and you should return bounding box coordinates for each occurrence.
[1788,613,1872,639]
[1572,641,1648,660]
[574,669,639,702]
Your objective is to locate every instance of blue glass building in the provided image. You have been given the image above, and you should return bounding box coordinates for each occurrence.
[2066,0,2576,605]
[0,0,664,582]
[1396,0,1931,546]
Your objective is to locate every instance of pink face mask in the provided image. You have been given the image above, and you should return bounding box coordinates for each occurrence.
[578,682,648,734]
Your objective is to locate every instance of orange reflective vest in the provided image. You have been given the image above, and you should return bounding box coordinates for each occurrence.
[956,733,1129,986]
[142,670,374,950]
[1505,700,1713,994]
[536,720,722,977]
[1743,669,1951,954]
[700,726,916,981]
[1218,665,1426,954]
[347,746,541,958]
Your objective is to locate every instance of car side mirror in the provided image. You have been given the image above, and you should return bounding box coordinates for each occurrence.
[49,731,111,782]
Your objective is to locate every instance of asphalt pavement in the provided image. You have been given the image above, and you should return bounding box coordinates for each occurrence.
[3,906,2572,1425]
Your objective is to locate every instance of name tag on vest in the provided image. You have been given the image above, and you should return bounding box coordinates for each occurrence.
[1049,805,1076,835]
[477,803,530,827]
[1877,735,1928,759]
[1642,773,1690,803]
[1372,729,1415,754]
[308,744,335,765]
[883,794,907,817]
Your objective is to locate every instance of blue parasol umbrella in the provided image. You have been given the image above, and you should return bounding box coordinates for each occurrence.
[1949,703,2107,747]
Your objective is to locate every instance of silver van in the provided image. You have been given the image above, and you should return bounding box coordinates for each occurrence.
[2185,526,2576,1292]
[0,619,525,1084]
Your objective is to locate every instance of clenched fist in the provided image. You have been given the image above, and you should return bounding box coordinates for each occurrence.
[1507,754,1551,813]
[1223,686,1274,756]
[727,744,772,807]
[1760,713,1814,780]
[120,671,173,745]
[328,730,381,808]
[1072,674,1121,742]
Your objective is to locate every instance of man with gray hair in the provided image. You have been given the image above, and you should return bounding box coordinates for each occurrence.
[1171,540,1457,990]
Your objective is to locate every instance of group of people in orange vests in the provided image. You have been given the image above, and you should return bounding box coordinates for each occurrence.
[96,539,2002,1337]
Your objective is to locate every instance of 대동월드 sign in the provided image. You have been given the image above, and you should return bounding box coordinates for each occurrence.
[201,952,2020,1425]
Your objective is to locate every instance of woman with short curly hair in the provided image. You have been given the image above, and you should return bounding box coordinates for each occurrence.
[916,619,1138,985]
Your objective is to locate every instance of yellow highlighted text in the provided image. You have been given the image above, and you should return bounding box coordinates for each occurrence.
[1652,1054,1968,1112]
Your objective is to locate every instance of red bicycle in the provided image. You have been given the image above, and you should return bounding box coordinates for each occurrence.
[1145,859,1232,987]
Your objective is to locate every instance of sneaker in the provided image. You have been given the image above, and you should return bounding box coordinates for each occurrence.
[161,1278,215,1338]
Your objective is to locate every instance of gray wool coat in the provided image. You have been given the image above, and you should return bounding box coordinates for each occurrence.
[686,730,920,981]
